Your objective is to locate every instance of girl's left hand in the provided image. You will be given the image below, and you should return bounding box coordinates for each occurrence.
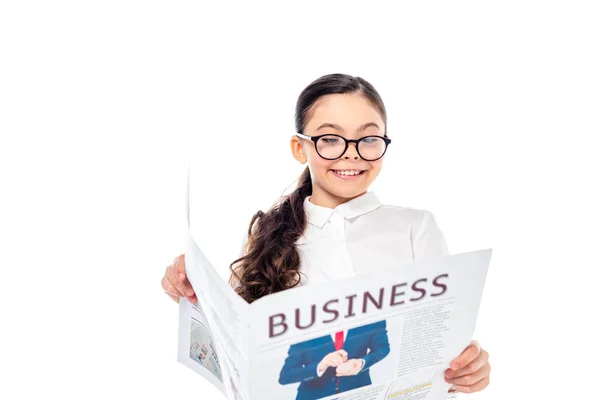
[444,340,491,393]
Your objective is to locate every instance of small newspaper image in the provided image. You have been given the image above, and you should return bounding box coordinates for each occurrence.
[177,168,492,400]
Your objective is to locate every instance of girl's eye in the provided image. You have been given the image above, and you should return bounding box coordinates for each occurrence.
[362,138,379,144]
[322,137,341,144]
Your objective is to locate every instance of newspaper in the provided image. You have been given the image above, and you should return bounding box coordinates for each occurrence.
[177,168,492,400]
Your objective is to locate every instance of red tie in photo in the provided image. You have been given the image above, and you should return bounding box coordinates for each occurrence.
[334,330,344,351]
[334,330,344,393]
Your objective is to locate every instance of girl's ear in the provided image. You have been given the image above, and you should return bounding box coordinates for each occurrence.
[290,136,307,164]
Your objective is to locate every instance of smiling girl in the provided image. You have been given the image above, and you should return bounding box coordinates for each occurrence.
[161,73,491,395]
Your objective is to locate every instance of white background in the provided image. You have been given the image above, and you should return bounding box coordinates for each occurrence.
[1,1,599,399]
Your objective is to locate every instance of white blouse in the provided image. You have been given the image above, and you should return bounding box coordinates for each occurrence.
[239,191,449,287]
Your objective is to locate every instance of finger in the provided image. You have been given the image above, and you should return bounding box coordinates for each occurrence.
[335,355,348,363]
[337,349,348,361]
[167,272,197,303]
[448,350,489,379]
[332,354,345,366]
[446,361,490,387]
[163,285,180,302]
[162,274,183,296]
[450,340,481,371]
[167,261,196,301]
[161,276,183,303]
[164,269,184,296]
[174,254,186,280]
[450,363,490,387]
[337,366,357,377]
[324,355,338,367]
[452,375,490,394]
[165,291,179,303]
[174,256,196,298]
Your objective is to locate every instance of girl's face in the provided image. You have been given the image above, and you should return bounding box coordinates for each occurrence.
[291,92,387,208]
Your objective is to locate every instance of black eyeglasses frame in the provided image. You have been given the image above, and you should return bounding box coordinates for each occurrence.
[295,132,392,161]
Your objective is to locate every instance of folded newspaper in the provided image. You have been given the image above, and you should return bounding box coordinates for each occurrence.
[177,169,492,400]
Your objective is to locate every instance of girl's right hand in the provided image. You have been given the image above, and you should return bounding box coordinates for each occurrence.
[161,254,197,304]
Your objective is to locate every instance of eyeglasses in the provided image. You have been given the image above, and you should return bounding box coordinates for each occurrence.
[295,132,392,161]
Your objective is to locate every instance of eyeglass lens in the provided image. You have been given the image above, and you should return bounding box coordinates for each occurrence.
[316,135,386,160]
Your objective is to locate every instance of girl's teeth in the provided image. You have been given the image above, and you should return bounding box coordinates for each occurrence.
[334,170,362,176]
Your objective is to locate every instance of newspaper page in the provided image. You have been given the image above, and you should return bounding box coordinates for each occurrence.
[177,228,252,400]
[177,166,492,400]
[247,249,491,400]
[177,166,251,400]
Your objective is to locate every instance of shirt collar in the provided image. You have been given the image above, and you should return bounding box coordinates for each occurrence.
[303,191,382,229]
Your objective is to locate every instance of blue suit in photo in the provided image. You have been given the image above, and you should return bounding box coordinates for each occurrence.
[278,320,390,400]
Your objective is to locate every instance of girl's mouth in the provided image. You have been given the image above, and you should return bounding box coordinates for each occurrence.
[330,169,366,180]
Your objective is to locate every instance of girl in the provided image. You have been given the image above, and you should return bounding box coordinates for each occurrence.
[161,73,491,395]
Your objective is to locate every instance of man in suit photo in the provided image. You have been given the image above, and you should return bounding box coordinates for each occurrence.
[278,320,390,400]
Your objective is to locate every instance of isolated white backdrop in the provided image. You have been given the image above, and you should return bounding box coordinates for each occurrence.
[1,1,599,399]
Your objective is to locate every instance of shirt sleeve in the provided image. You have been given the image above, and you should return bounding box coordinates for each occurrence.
[412,210,450,261]
[356,358,366,372]
[316,365,325,377]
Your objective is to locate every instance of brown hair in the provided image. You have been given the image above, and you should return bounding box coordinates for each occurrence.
[228,73,388,303]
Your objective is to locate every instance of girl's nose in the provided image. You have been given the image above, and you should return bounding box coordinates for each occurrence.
[342,143,360,159]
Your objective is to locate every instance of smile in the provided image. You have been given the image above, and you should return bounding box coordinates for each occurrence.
[330,169,366,180]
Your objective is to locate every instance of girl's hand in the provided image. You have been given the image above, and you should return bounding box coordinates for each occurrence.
[444,340,491,393]
[161,254,197,304]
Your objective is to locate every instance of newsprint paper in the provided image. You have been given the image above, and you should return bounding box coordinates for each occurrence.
[177,169,492,400]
